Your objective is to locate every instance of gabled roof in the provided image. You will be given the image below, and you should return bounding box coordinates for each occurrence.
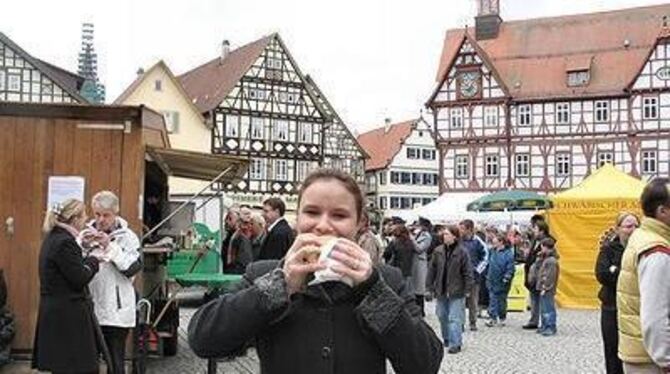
[35,58,85,94]
[178,35,274,113]
[432,4,670,102]
[357,119,417,171]
[0,32,88,103]
[303,74,369,159]
[113,60,207,125]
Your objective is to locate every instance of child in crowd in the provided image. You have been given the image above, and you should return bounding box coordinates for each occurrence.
[485,232,515,327]
[531,237,560,336]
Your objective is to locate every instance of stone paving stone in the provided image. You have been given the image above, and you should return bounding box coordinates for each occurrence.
[147,301,605,373]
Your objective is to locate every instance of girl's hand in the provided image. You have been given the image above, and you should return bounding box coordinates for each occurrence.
[328,238,373,286]
[282,234,328,295]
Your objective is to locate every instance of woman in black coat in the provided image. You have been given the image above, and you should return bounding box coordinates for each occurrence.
[595,212,639,374]
[32,199,102,374]
[382,224,415,279]
[188,169,443,374]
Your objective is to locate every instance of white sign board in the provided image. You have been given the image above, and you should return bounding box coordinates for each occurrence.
[47,176,86,210]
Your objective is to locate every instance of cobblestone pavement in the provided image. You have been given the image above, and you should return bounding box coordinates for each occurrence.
[147,299,605,374]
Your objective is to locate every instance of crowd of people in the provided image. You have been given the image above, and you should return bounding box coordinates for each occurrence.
[375,212,562,354]
[29,170,670,374]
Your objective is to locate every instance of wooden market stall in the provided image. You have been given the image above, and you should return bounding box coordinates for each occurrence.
[0,101,248,355]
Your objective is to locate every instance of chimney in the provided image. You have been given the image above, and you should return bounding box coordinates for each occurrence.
[475,0,502,40]
[220,40,230,63]
[384,118,392,133]
[136,67,145,76]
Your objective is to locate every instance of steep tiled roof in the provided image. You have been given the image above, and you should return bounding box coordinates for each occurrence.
[35,59,85,94]
[303,74,369,159]
[178,35,274,113]
[357,120,416,171]
[433,4,670,101]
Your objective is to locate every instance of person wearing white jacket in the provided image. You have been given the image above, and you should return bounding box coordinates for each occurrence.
[87,191,141,374]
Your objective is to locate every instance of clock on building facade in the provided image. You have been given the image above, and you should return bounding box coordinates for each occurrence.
[458,70,481,99]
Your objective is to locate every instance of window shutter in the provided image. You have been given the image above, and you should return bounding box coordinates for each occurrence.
[172,111,180,134]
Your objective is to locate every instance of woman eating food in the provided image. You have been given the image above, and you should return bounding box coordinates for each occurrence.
[188,169,443,374]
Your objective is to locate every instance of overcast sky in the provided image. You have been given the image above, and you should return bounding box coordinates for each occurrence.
[1,0,668,133]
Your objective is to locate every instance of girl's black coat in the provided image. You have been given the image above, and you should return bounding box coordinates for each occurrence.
[32,227,100,372]
[595,236,625,310]
[188,261,443,374]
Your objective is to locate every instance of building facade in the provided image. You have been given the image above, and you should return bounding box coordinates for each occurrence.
[0,32,87,104]
[115,60,211,195]
[427,2,670,194]
[179,33,366,209]
[358,118,439,217]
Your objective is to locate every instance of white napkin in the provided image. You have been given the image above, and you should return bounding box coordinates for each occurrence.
[308,238,354,287]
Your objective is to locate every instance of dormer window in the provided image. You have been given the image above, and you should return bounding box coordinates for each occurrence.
[566,56,592,87]
[567,70,590,87]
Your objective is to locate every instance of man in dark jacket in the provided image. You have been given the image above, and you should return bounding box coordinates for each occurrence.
[225,208,255,274]
[458,219,486,331]
[258,198,295,260]
[427,225,474,354]
[221,207,240,270]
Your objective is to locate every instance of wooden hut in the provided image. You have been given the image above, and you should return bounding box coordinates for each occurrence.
[0,101,247,352]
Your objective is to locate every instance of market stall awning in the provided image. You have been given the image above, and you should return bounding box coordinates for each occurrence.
[146,146,248,183]
[467,190,552,212]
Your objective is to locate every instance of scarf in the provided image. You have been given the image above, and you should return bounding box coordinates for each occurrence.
[55,221,80,238]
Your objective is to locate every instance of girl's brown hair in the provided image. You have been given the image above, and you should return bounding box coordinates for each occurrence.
[441,225,460,241]
[298,168,364,221]
[393,224,411,240]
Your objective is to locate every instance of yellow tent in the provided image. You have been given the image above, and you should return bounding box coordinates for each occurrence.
[547,164,645,309]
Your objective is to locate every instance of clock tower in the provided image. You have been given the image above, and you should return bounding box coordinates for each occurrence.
[475,0,502,40]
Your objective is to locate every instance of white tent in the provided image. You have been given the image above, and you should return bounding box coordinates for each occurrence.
[400,192,538,226]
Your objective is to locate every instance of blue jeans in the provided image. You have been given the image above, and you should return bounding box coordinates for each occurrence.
[488,288,509,321]
[528,290,541,325]
[540,292,557,333]
[435,296,466,348]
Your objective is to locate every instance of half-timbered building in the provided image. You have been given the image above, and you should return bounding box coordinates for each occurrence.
[0,32,87,104]
[179,33,366,209]
[427,2,670,193]
[358,118,439,217]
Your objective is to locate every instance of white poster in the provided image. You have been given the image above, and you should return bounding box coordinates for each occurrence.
[47,176,86,210]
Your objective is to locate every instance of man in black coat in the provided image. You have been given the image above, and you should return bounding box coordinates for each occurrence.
[258,198,294,260]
